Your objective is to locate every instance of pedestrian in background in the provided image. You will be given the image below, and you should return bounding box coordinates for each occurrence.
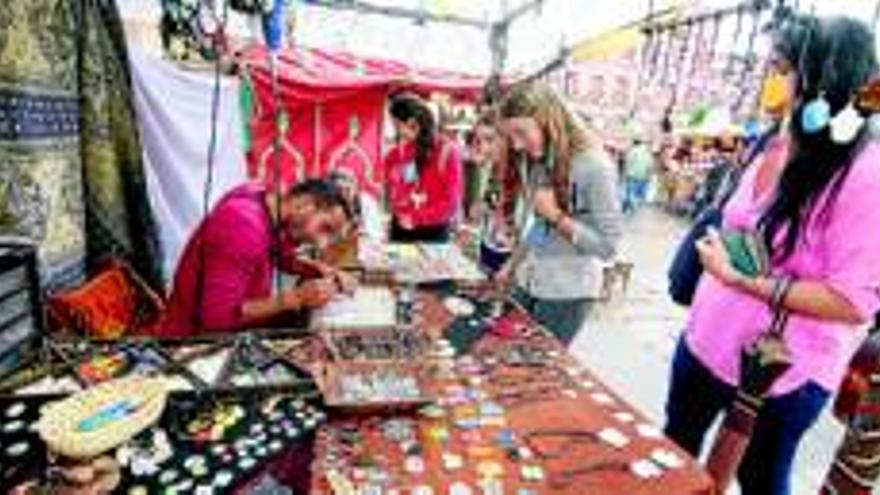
[622,138,654,215]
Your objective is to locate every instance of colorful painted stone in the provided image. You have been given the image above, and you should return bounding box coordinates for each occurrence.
[442,452,464,471]
[160,469,180,485]
[477,478,503,495]
[450,481,473,495]
[631,459,663,479]
[651,448,685,469]
[477,461,504,478]
[5,402,25,418]
[598,427,630,449]
[520,465,544,482]
[636,424,662,439]
[405,456,425,474]
[213,471,234,488]
[6,441,29,457]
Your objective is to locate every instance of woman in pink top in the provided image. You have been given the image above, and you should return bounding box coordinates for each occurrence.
[664,15,880,495]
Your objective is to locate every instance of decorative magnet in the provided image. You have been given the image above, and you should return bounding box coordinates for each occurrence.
[5,441,29,457]
[520,465,545,482]
[477,461,504,479]
[442,452,464,471]
[612,411,636,424]
[405,456,425,474]
[5,402,25,418]
[450,481,474,495]
[590,392,615,405]
[651,448,685,469]
[159,469,180,485]
[477,478,503,495]
[213,471,234,488]
[631,459,664,479]
[598,427,630,449]
[636,423,662,439]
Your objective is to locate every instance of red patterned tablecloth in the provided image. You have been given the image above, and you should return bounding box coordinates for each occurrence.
[308,293,714,495]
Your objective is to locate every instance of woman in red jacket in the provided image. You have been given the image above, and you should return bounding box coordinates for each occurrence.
[384,93,463,242]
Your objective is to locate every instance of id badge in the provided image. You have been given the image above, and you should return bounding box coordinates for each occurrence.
[402,162,418,184]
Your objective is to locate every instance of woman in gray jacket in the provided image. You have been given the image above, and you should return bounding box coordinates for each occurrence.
[496,84,623,345]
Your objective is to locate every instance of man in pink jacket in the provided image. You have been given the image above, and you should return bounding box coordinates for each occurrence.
[160,179,352,337]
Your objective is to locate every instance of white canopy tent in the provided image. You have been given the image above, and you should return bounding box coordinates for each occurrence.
[117,0,880,79]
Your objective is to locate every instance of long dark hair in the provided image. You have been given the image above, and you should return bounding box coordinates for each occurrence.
[389,93,437,172]
[759,15,878,262]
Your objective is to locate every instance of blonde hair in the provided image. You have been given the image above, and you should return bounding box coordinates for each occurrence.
[499,84,591,212]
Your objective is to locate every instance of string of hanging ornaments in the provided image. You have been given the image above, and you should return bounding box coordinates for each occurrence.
[659,24,677,88]
[723,5,745,80]
[685,16,708,105]
[669,20,694,109]
[733,4,764,113]
[648,22,665,84]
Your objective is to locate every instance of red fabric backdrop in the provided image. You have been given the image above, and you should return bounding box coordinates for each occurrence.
[244,46,486,197]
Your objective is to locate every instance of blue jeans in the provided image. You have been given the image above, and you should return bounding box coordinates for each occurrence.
[623,177,649,214]
[513,289,592,345]
[664,340,829,495]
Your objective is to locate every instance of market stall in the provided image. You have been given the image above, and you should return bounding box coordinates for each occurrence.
[0,242,712,494]
[242,44,488,197]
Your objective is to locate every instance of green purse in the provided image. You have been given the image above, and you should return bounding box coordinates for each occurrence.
[721,230,770,278]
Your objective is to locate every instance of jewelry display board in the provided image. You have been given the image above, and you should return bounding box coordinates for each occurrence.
[358,242,486,286]
[1,283,713,495]
[0,332,324,493]
[309,286,714,495]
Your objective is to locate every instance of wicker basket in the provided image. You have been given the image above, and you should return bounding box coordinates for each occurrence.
[37,376,169,460]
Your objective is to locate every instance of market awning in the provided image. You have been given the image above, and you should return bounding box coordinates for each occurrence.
[242,44,490,102]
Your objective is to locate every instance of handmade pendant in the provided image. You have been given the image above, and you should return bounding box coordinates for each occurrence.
[4,402,25,418]
[477,461,504,479]
[405,456,426,474]
[651,448,685,469]
[612,411,636,424]
[477,478,503,495]
[636,423,662,439]
[5,441,29,457]
[442,452,464,471]
[520,465,545,481]
[450,481,474,495]
[631,459,664,479]
[590,392,614,405]
[598,427,630,448]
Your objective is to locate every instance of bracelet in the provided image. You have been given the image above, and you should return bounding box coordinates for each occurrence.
[770,276,794,310]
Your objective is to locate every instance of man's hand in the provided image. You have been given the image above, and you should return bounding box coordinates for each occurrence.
[284,278,338,310]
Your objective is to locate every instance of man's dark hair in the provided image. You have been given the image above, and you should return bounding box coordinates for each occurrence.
[288,179,352,220]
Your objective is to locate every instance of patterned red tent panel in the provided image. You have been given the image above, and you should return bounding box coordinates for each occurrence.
[243,45,486,197]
